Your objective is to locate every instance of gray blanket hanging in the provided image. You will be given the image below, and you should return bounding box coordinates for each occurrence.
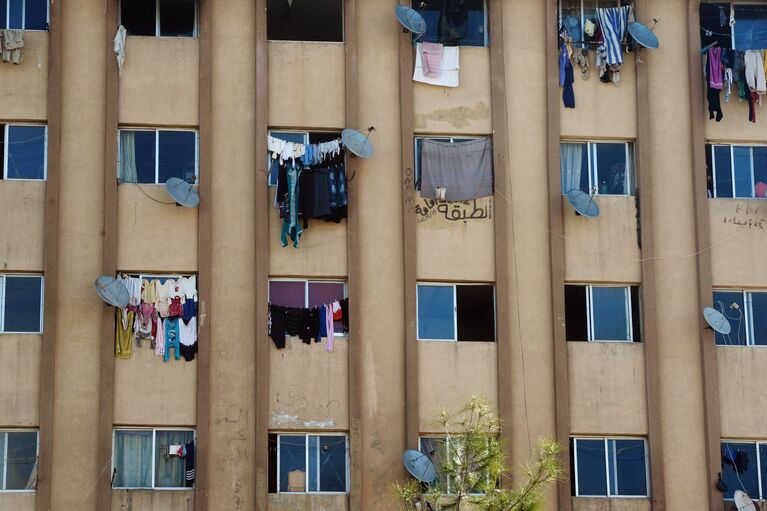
[420,137,493,201]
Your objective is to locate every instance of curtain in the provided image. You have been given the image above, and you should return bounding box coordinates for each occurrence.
[560,143,584,194]
[113,430,152,488]
[420,137,493,201]
[119,131,138,183]
[155,430,193,488]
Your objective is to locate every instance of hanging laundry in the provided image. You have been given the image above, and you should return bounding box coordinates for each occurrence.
[155,316,166,357]
[420,42,445,78]
[420,137,493,201]
[184,442,195,487]
[269,304,288,349]
[744,50,766,94]
[560,43,575,109]
[179,316,198,362]
[413,43,460,87]
[596,6,629,84]
[114,25,126,73]
[0,30,24,65]
[115,308,135,359]
[280,164,302,248]
[325,303,335,353]
[163,318,181,362]
[268,297,348,350]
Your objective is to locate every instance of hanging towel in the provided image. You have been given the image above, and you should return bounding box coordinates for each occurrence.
[414,43,460,87]
[114,25,126,73]
[184,442,195,487]
[420,137,493,201]
[745,50,767,94]
[1,29,24,64]
[420,42,444,78]
[597,6,629,66]
[708,47,724,89]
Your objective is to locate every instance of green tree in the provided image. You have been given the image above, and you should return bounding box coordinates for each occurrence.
[395,396,563,511]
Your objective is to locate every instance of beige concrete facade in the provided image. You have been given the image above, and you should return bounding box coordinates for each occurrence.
[0,1,764,510]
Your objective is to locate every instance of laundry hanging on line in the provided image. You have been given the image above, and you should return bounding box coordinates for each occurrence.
[268,298,349,351]
[704,47,767,123]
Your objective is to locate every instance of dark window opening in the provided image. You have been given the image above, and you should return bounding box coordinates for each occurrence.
[700,2,732,49]
[565,285,588,341]
[160,0,195,36]
[699,3,767,50]
[630,285,642,342]
[417,283,495,342]
[267,0,343,42]
[268,434,278,493]
[413,0,487,47]
[121,0,196,36]
[121,0,157,36]
[0,125,4,179]
[456,284,495,341]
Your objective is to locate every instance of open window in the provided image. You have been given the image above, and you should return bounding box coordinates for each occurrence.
[417,283,495,342]
[720,441,767,500]
[414,136,478,192]
[267,433,349,494]
[112,428,195,489]
[558,0,624,44]
[0,275,43,334]
[560,141,636,196]
[565,285,641,342]
[118,129,198,184]
[571,437,649,497]
[700,3,767,50]
[0,0,48,30]
[706,144,767,198]
[267,0,343,42]
[120,0,197,37]
[712,289,767,346]
[268,279,347,333]
[413,0,487,47]
[267,130,341,186]
[0,430,38,491]
[1,124,47,180]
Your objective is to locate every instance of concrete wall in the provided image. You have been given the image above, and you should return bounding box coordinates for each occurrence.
[0,181,45,272]
[111,490,195,511]
[268,493,348,511]
[571,498,651,511]
[0,493,35,511]
[0,335,40,426]
[709,199,767,288]
[0,32,48,120]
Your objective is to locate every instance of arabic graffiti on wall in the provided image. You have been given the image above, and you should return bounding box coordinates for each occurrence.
[415,197,492,223]
[723,202,767,230]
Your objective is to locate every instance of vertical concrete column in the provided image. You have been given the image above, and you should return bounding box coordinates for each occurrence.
[205,0,258,509]
[354,0,407,508]
[645,0,710,508]
[49,1,108,509]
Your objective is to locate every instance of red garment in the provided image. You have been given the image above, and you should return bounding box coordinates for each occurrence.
[169,297,184,318]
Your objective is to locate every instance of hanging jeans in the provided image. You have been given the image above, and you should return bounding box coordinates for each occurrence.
[163,318,181,362]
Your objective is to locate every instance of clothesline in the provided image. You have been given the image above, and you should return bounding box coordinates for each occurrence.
[268,135,344,166]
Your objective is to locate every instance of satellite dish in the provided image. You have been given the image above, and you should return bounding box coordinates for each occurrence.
[342,128,374,159]
[566,189,600,218]
[165,177,200,208]
[395,5,427,38]
[402,449,437,483]
[628,21,659,49]
[734,490,757,511]
[703,306,731,335]
[94,276,130,308]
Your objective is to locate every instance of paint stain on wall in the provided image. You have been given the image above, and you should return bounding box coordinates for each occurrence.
[415,101,490,130]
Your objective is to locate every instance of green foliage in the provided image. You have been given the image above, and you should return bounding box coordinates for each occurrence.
[396,396,563,511]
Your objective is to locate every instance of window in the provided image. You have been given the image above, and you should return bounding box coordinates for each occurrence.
[571,437,649,497]
[0,275,43,334]
[269,279,346,331]
[417,283,495,342]
[118,129,198,184]
[120,0,197,37]
[267,433,349,494]
[0,0,48,30]
[0,431,38,491]
[1,124,47,180]
[720,441,767,500]
[413,136,477,191]
[712,290,767,346]
[706,144,767,199]
[558,0,622,44]
[560,141,636,196]
[700,3,767,50]
[414,0,487,47]
[267,130,340,186]
[112,428,195,489]
[565,285,641,342]
[419,436,493,495]
[267,0,343,42]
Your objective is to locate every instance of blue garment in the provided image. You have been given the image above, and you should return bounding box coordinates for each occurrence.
[182,300,197,323]
[280,164,302,248]
[319,305,327,338]
[597,6,629,65]
[559,43,568,87]
[562,55,575,109]
[164,318,180,362]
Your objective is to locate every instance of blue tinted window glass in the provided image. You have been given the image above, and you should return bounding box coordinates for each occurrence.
[25,0,47,29]
[733,146,754,198]
[8,0,21,28]
[575,439,607,496]
[279,435,306,492]
[318,436,346,492]
[749,293,767,346]
[595,143,628,195]
[713,291,746,345]
[753,147,767,197]
[0,0,6,29]
[113,430,153,488]
[734,5,767,50]
[5,431,36,490]
[610,439,647,496]
[154,430,193,488]
[417,285,455,340]
[132,131,157,183]
[6,126,45,179]
[721,442,759,499]
[714,145,733,198]
[159,131,196,183]
[415,0,486,47]
[760,444,767,499]
[4,276,42,333]
[308,436,318,492]
[591,287,629,341]
[0,433,4,490]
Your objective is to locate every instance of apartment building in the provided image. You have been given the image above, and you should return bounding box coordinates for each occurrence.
[0,0,764,510]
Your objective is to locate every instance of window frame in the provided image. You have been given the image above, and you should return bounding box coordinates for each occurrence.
[708,143,767,199]
[572,437,650,498]
[413,135,483,192]
[418,434,493,496]
[560,140,636,196]
[118,0,199,37]
[268,278,348,336]
[0,429,39,493]
[274,432,350,495]
[0,275,44,334]
[713,288,767,346]
[557,0,622,42]
[1,0,49,30]
[111,427,196,491]
[413,0,489,47]
[3,124,48,181]
[586,285,634,343]
[266,129,342,186]
[416,282,496,342]
[720,439,767,501]
[117,128,199,185]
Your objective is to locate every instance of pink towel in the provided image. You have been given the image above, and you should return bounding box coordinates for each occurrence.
[421,42,444,78]
[708,47,724,90]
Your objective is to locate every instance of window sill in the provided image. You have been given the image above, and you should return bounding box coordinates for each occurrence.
[112,487,194,491]
[574,495,650,499]
[0,489,36,493]
[267,39,345,45]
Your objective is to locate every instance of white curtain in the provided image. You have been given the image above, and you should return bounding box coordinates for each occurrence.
[560,143,584,194]
[119,131,138,183]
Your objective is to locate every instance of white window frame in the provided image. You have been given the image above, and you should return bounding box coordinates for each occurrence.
[118,0,198,37]
[0,275,44,334]
[268,278,348,336]
[709,143,767,199]
[713,289,767,346]
[557,0,622,41]
[418,434,492,496]
[3,124,48,181]
[111,427,196,491]
[416,282,496,342]
[275,432,350,495]
[3,0,49,31]
[583,284,634,343]
[572,437,650,498]
[117,128,199,185]
[413,135,482,191]
[266,129,342,186]
[0,430,39,493]
[721,440,767,501]
[560,140,635,196]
